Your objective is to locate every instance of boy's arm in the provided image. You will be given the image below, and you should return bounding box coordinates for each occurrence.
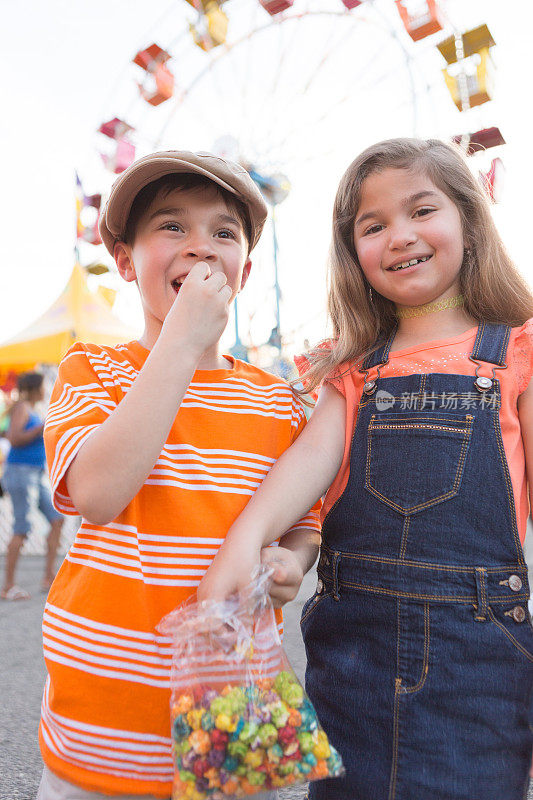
[197,383,346,602]
[65,262,231,524]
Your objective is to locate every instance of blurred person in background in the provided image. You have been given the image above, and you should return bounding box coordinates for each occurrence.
[1,372,63,600]
[0,387,11,432]
[0,389,11,497]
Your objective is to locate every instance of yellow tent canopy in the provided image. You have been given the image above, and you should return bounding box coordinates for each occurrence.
[0,263,138,374]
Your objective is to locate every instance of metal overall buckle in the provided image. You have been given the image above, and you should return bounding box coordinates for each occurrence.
[361,364,382,396]
[468,356,507,393]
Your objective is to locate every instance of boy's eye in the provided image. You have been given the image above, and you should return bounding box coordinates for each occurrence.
[216,229,236,239]
[161,222,183,232]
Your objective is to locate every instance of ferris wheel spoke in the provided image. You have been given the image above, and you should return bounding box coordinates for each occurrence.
[299,17,359,96]
[238,3,264,150]
[262,98,408,168]
[257,15,362,151]
[367,1,420,134]
[264,72,417,165]
[160,92,221,150]
[241,16,311,157]
[258,38,400,161]
[277,144,340,166]
[154,41,230,146]
[97,1,182,126]
[344,57,414,101]
[269,16,305,100]
[210,55,236,136]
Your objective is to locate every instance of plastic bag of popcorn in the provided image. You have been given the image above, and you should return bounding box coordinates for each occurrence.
[157,566,344,799]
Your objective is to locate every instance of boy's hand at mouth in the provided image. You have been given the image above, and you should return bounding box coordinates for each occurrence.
[161,260,232,357]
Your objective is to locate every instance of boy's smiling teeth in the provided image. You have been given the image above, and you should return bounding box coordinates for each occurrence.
[388,255,431,272]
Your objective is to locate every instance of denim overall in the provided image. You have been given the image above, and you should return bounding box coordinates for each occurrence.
[302,323,533,800]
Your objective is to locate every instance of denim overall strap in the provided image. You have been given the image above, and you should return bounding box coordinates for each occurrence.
[361,325,398,370]
[471,322,511,366]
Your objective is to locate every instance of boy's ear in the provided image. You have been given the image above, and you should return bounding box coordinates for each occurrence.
[239,259,252,292]
[114,242,137,283]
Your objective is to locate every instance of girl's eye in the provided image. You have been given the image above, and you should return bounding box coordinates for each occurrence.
[363,223,384,236]
[414,207,434,218]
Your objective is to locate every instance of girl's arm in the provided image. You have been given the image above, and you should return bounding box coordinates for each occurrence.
[197,383,346,602]
[7,402,43,447]
[518,377,533,517]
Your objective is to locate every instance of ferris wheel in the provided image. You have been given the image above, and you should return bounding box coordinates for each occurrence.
[78,0,503,367]
[96,1,437,174]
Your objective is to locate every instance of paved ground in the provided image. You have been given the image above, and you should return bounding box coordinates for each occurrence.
[1,557,52,800]
[0,555,313,800]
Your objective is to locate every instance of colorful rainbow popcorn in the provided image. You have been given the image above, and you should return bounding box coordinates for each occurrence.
[170,672,344,799]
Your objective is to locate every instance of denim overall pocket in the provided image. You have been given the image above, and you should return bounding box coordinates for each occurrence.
[365,413,474,514]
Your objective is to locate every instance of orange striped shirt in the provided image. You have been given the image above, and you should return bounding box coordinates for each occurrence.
[40,341,321,797]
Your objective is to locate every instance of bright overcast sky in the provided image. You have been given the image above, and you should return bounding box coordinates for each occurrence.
[1,0,532,353]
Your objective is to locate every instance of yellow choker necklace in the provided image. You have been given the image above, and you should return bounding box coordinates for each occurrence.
[396,294,464,319]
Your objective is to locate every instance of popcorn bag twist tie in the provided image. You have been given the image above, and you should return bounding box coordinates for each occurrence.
[157,566,344,799]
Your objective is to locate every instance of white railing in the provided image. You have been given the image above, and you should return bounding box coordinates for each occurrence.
[0,494,78,555]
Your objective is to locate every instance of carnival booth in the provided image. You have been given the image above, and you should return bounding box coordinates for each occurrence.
[0,263,137,378]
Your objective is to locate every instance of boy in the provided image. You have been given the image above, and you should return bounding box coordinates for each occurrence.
[38,151,321,799]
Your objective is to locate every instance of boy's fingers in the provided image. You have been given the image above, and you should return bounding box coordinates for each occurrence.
[188,261,211,280]
[211,272,227,290]
[196,267,231,297]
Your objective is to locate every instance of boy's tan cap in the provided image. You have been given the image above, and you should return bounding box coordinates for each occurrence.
[99,150,268,255]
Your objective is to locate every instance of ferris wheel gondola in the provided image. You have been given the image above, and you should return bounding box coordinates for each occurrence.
[133,44,175,106]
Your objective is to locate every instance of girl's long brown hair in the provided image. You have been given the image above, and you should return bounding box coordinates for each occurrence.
[299,138,533,396]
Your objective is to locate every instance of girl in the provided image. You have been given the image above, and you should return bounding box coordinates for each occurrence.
[1,372,63,599]
[199,138,533,799]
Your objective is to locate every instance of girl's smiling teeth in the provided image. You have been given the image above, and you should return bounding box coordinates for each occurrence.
[171,278,183,293]
[387,255,432,272]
